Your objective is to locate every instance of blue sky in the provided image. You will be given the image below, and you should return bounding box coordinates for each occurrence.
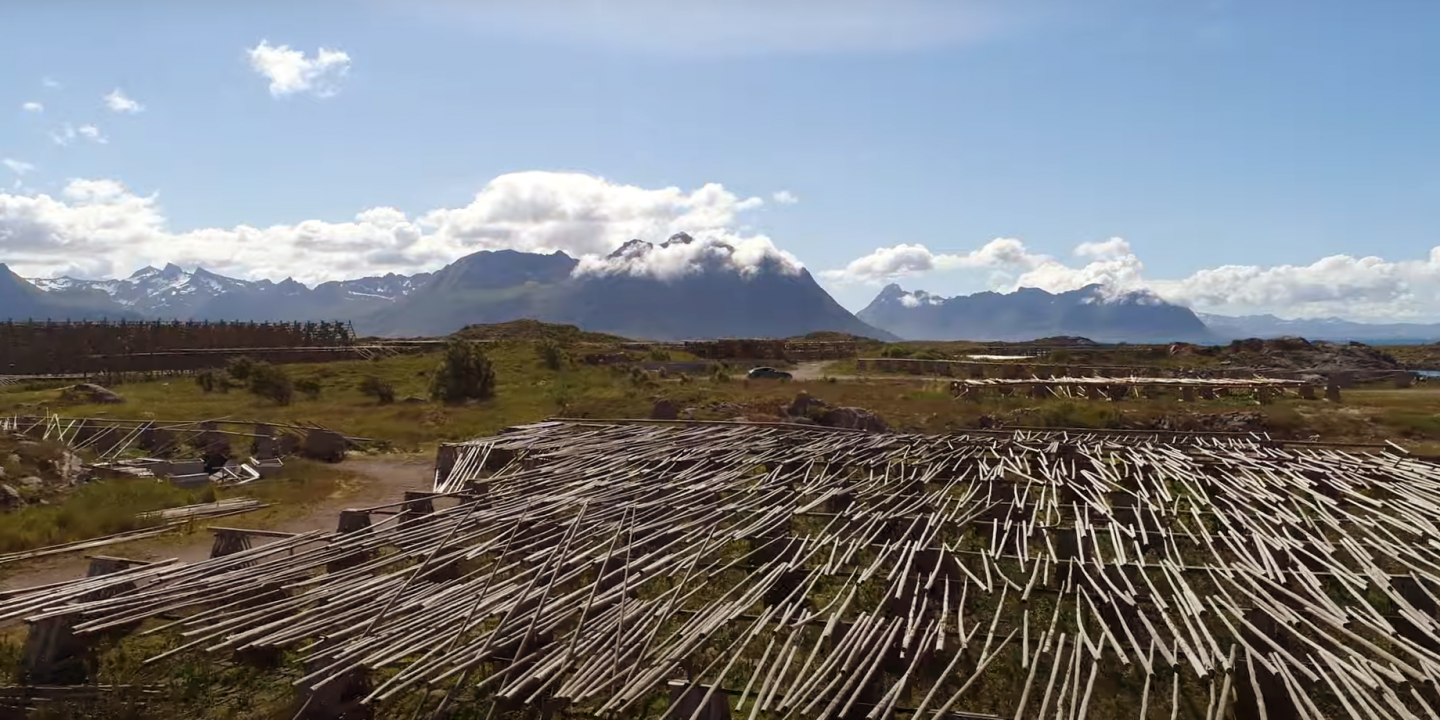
[2,0,1438,320]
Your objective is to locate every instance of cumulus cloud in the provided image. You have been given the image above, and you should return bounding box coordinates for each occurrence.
[21,101,43,113]
[825,238,1440,320]
[104,88,144,113]
[2,159,35,176]
[0,171,794,285]
[77,124,107,143]
[772,190,799,205]
[48,123,76,146]
[246,41,352,98]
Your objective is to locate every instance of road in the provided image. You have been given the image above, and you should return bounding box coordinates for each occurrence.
[0,456,433,591]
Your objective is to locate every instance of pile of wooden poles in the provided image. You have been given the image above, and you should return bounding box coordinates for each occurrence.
[5,419,1440,719]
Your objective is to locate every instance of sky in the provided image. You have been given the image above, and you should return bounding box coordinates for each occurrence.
[1,0,1438,321]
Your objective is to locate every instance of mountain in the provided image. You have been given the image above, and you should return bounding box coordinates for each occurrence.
[365,236,896,340]
[14,236,892,340]
[859,283,1213,342]
[28,265,434,322]
[1197,313,1440,344]
[0,264,139,321]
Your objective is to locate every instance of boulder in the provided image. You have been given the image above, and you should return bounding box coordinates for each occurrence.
[650,399,679,421]
[818,407,889,432]
[19,476,43,489]
[787,392,828,418]
[60,383,125,404]
[0,483,20,506]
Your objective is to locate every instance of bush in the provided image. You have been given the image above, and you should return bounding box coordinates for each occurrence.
[295,377,323,400]
[430,340,497,404]
[628,366,655,388]
[359,375,397,405]
[246,361,294,406]
[226,356,259,381]
[195,369,232,394]
[648,348,673,362]
[537,340,568,371]
[880,346,915,359]
[913,349,948,361]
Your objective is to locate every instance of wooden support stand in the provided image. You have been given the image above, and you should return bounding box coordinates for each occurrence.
[668,680,732,720]
[19,556,145,685]
[326,510,376,574]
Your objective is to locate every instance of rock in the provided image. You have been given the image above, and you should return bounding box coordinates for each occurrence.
[650,399,679,421]
[0,483,20,506]
[60,383,125,404]
[19,476,42,489]
[6,454,19,467]
[58,451,85,484]
[400,396,428,405]
[0,466,5,479]
[817,407,889,432]
[787,392,828,418]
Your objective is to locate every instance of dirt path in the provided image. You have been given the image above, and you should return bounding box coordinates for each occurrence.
[0,456,434,592]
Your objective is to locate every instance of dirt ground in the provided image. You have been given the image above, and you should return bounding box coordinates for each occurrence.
[0,456,433,592]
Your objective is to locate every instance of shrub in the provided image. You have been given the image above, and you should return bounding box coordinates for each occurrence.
[225,356,259,381]
[246,361,294,406]
[648,348,673,362]
[537,340,568,371]
[295,377,323,400]
[195,369,232,394]
[628,366,655,388]
[430,340,497,404]
[913,349,948,361]
[880,346,915,359]
[359,375,397,405]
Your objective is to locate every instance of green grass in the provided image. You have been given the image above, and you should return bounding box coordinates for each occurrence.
[6,340,1440,456]
[0,480,198,555]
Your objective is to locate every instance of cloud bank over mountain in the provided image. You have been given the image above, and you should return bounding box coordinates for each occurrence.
[824,238,1440,321]
[0,171,798,286]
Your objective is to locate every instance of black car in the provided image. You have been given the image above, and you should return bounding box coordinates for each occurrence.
[747,366,793,380]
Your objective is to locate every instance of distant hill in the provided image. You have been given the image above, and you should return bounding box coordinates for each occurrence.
[450,320,633,344]
[859,283,1213,343]
[1197,312,1440,344]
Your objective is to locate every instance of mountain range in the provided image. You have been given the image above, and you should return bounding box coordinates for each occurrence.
[4,234,894,341]
[8,246,1440,344]
[858,284,1216,343]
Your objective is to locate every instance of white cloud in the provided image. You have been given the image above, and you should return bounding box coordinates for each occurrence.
[49,123,77,146]
[77,124,107,144]
[21,101,43,113]
[246,40,352,98]
[772,190,799,205]
[2,159,35,176]
[825,238,1440,321]
[41,77,60,89]
[0,171,794,285]
[420,0,1024,57]
[104,88,144,114]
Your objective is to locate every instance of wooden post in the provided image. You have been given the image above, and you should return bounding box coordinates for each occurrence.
[1181,386,1197,402]
[667,681,732,720]
[20,556,141,684]
[293,640,374,720]
[1325,383,1342,403]
[326,510,375,574]
[1299,385,1316,400]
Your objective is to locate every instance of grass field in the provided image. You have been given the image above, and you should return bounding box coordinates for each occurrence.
[4,340,1439,450]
